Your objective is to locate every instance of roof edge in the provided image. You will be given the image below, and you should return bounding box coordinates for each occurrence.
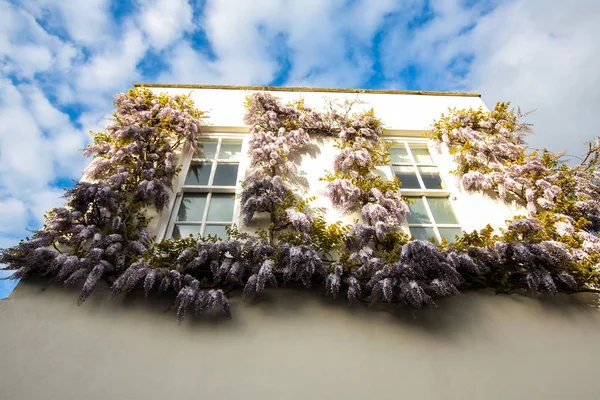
[133,83,481,98]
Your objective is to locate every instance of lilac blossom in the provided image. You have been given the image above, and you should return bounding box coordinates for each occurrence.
[286,209,313,234]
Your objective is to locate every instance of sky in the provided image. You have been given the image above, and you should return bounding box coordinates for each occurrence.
[1,0,600,297]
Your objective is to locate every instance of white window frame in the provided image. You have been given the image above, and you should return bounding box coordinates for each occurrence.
[383,138,462,244]
[158,133,248,241]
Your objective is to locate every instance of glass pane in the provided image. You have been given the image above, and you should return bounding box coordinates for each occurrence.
[418,167,444,189]
[410,144,433,164]
[172,224,202,239]
[213,163,239,186]
[203,225,229,239]
[185,163,212,186]
[206,194,235,221]
[410,227,437,242]
[177,193,207,221]
[218,140,243,160]
[438,227,463,244]
[195,139,218,159]
[405,197,431,224]
[389,144,411,163]
[393,166,421,189]
[427,197,459,224]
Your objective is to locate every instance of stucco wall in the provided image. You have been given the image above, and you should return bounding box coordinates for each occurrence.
[1,280,600,399]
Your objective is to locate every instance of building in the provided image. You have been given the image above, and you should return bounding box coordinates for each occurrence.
[1,85,600,400]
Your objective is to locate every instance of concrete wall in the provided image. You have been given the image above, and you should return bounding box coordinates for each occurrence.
[2,280,600,399]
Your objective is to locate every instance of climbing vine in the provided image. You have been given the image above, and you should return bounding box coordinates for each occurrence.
[1,89,599,320]
[431,103,600,289]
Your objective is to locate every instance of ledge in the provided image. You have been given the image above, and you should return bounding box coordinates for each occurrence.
[133,83,481,98]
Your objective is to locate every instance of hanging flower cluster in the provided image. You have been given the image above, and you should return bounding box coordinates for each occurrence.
[323,109,409,222]
[430,103,600,286]
[2,89,599,321]
[318,106,492,307]
[0,88,210,305]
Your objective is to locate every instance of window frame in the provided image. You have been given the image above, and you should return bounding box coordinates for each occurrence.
[385,138,462,244]
[160,134,247,241]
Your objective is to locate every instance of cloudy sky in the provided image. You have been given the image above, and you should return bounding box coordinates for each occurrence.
[1,0,599,294]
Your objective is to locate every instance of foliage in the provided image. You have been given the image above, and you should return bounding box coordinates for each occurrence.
[431,103,600,289]
[2,90,599,321]
[0,88,233,313]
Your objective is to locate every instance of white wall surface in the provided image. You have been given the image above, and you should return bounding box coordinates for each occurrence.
[1,279,600,400]
[147,86,486,132]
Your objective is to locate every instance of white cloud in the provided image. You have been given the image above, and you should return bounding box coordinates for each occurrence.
[0,80,55,192]
[20,0,112,46]
[23,85,73,132]
[462,0,600,158]
[380,0,600,157]
[0,1,80,79]
[158,41,220,83]
[159,0,403,87]
[0,198,28,233]
[74,26,147,100]
[29,188,66,225]
[138,0,195,50]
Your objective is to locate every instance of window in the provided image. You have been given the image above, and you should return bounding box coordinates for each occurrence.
[387,141,462,244]
[168,137,243,240]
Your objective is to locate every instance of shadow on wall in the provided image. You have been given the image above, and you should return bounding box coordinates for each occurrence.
[5,276,600,341]
[3,278,600,400]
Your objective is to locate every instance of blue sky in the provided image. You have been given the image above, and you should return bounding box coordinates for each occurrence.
[1,0,600,298]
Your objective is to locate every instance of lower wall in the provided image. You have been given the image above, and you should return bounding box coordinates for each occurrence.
[1,280,600,400]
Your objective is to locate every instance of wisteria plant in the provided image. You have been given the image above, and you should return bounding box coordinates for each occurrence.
[2,89,599,321]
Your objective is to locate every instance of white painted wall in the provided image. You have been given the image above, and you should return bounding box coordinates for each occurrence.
[144,86,525,240]
[148,87,486,132]
[3,279,600,400]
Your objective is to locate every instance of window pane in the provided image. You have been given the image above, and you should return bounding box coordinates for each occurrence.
[195,139,218,159]
[213,163,239,186]
[410,227,437,242]
[418,166,444,189]
[438,227,463,244]
[177,193,207,221]
[410,144,433,164]
[389,144,411,163]
[203,224,229,239]
[206,194,235,221]
[427,197,459,224]
[218,140,243,160]
[172,224,202,239]
[393,166,421,189]
[405,197,431,224]
[185,163,212,186]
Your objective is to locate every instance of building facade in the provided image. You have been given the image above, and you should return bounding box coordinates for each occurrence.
[3,85,599,400]
[142,84,524,245]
